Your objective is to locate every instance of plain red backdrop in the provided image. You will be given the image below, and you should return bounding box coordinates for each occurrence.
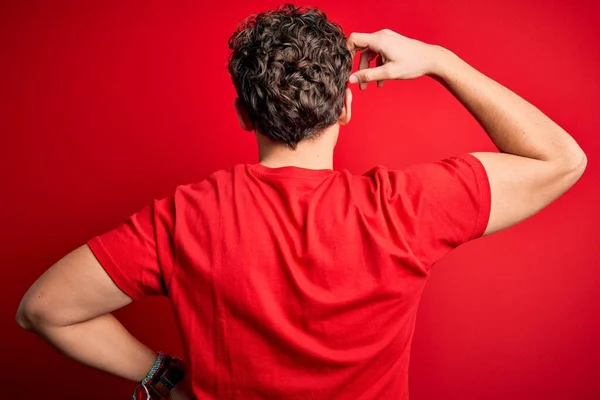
[1,0,599,399]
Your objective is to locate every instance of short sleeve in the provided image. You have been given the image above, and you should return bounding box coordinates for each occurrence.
[87,195,176,300]
[378,154,491,270]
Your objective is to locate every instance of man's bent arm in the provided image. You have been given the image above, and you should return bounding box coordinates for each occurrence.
[16,245,156,382]
[348,30,587,235]
[430,47,585,166]
[430,46,587,234]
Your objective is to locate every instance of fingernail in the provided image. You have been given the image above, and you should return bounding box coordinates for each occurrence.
[349,75,358,84]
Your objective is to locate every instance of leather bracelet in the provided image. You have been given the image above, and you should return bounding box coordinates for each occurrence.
[133,353,186,400]
[147,356,186,399]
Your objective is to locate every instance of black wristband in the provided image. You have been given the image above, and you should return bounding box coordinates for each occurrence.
[147,356,186,399]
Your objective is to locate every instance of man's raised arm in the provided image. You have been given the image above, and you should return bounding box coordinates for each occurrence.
[348,29,587,235]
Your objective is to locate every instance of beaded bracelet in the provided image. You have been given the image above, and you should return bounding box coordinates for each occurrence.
[133,352,165,400]
[133,352,186,400]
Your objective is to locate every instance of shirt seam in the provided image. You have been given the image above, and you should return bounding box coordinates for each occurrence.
[378,165,432,273]
[154,197,177,297]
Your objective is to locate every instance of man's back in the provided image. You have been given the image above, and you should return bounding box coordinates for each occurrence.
[88,155,490,398]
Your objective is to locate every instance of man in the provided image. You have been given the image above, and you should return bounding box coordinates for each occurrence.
[16,4,586,400]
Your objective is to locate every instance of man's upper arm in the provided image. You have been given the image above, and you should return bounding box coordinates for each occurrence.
[17,244,132,328]
[18,195,177,328]
[469,152,587,236]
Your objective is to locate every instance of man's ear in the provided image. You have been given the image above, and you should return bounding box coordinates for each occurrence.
[339,88,352,125]
[234,98,254,131]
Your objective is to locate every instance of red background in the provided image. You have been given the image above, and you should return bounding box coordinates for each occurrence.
[2,1,599,399]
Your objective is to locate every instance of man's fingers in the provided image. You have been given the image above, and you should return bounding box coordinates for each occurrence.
[347,31,389,88]
[347,32,369,52]
[347,32,382,53]
[350,65,389,86]
[358,50,378,90]
[376,55,384,88]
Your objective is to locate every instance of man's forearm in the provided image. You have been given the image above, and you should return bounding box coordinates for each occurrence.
[25,312,156,382]
[430,47,585,166]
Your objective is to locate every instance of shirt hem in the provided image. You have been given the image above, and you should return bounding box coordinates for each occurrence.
[462,153,492,239]
[87,236,144,300]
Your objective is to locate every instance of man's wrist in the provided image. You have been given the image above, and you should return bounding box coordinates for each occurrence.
[427,45,461,80]
[134,352,187,399]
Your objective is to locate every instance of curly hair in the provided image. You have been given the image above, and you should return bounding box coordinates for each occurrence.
[228,4,353,149]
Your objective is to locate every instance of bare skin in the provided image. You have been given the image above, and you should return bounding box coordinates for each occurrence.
[17,29,585,398]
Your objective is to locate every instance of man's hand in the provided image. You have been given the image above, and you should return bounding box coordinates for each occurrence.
[347,29,442,89]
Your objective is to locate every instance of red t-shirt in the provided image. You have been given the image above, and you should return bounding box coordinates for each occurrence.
[87,154,491,400]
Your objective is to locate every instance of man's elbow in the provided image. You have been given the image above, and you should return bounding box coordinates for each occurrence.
[554,148,587,184]
[16,301,35,331]
[565,150,587,181]
[16,297,48,332]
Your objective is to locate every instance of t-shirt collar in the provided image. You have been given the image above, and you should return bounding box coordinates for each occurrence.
[247,163,336,179]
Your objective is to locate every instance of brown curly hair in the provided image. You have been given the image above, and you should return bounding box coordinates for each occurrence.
[228,4,353,149]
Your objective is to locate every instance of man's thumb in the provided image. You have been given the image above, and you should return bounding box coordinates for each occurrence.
[349,66,388,84]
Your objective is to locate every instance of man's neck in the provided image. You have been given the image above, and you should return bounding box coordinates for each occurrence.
[255,127,338,170]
